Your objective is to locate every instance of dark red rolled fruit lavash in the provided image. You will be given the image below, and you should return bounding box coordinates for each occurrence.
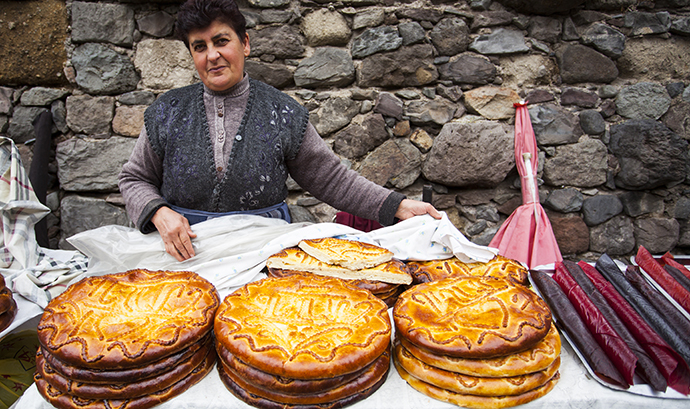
[661,253,690,281]
[553,262,637,386]
[595,255,690,367]
[529,270,628,388]
[635,246,690,315]
[561,261,666,392]
[624,266,690,347]
[664,265,690,293]
[579,260,690,395]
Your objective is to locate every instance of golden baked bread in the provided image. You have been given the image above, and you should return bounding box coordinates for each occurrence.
[215,275,391,379]
[399,323,561,377]
[0,287,13,314]
[266,265,400,294]
[220,348,390,405]
[40,333,212,384]
[395,360,559,409]
[218,362,388,409]
[407,255,528,286]
[267,247,411,285]
[216,342,367,395]
[393,276,552,358]
[37,269,219,369]
[36,338,214,400]
[394,340,560,396]
[298,237,393,269]
[34,347,215,409]
[0,290,16,333]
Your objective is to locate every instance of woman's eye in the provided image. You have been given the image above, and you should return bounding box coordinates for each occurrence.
[193,44,206,52]
[215,38,229,46]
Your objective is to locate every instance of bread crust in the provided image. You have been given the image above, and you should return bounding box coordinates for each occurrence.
[0,287,14,314]
[394,340,560,396]
[266,267,400,294]
[215,275,391,379]
[298,237,393,270]
[395,360,559,409]
[37,269,219,369]
[393,277,552,358]
[407,256,528,286]
[266,247,412,285]
[399,323,561,377]
[0,294,16,333]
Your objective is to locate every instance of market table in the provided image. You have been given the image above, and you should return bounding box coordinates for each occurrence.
[4,215,690,408]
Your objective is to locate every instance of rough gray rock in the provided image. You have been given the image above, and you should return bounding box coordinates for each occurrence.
[405,99,457,126]
[464,86,521,120]
[65,95,114,136]
[133,39,197,90]
[353,9,385,30]
[358,44,438,88]
[609,119,688,190]
[438,53,497,85]
[589,215,635,255]
[117,91,156,106]
[469,28,530,55]
[471,11,514,30]
[549,213,590,255]
[71,2,135,47]
[8,106,49,143]
[429,17,470,56]
[374,93,403,120]
[136,11,175,38]
[580,23,626,59]
[561,88,599,108]
[662,101,690,141]
[301,9,350,46]
[494,0,585,15]
[619,191,664,217]
[671,16,690,36]
[634,217,679,254]
[293,48,354,89]
[351,26,403,59]
[310,96,360,136]
[545,188,583,213]
[333,113,388,159]
[421,120,514,187]
[59,195,132,250]
[528,16,562,44]
[616,82,671,120]
[245,61,293,89]
[543,137,608,187]
[357,138,421,189]
[398,21,427,46]
[579,110,606,135]
[249,26,305,59]
[624,11,672,36]
[557,44,618,84]
[72,43,139,95]
[19,87,69,106]
[56,136,137,191]
[529,104,582,146]
[582,194,623,226]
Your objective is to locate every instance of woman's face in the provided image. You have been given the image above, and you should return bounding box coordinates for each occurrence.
[188,20,250,92]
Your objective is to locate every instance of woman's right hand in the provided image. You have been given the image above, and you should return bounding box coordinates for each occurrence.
[151,207,197,262]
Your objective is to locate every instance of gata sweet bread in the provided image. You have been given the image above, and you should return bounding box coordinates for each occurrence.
[220,347,390,405]
[407,255,528,286]
[266,264,400,294]
[399,323,561,377]
[37,269,219,369]
[0,287,14,314]
[394,340,560,397]
[468,255,529,286]
[215,275,391,380]
[0,290,16,333]
[40,333,212,384]
[395,360,560,409]
[393,276,552,358]
[298,237,393,270]
[266,247,412,285]
[216,342,367,395]
[36,338,214,400]
[34,347,215,409]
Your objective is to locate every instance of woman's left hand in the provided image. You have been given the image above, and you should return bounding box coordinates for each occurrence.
[394,199,442,220]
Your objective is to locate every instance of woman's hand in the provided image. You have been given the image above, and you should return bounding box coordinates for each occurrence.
[395,199,442,221]
[151,207,197,262]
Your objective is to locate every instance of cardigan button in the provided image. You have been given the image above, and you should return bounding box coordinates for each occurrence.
[235,134,242,141]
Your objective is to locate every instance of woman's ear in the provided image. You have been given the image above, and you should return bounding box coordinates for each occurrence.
[243,33,251,57]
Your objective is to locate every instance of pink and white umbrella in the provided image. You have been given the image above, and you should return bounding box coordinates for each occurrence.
[489,101,562,269]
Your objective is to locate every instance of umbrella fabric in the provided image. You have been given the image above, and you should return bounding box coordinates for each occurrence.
[489,102,562,269]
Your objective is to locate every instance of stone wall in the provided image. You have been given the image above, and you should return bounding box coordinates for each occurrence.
[1,0,689,260]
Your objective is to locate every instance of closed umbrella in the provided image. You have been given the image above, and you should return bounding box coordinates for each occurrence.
[489,101,562,269]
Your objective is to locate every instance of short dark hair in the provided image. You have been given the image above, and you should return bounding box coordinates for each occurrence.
[175,0,247,48]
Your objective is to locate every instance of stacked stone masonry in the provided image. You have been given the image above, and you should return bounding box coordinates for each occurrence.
[1,0,689,260]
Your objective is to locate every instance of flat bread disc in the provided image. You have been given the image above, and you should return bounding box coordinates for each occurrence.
[393,276,552,358]
[36,338,214,400]
[394,340,560,396]
[0,295,16,333]
[399,323,561,377]
[38,269,219,369]
[266,267,400,294]
[395,360,560,409]
[298,237,393,269]
[407,256,528,286]
[215,275,391,379]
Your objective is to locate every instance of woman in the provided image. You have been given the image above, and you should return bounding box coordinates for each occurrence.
[119,0,440,262]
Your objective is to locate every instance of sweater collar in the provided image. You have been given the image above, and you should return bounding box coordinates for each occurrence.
[202,73,250,98]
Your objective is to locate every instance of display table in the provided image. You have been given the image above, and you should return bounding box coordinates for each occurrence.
[12,338,689,409]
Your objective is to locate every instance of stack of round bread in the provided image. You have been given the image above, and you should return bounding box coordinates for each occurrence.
[393,276,560,409]
[0,275,17,333]
[265,237,412,307]
[34,269,219,409]
[407,255,529,286]
[215,275,392,409]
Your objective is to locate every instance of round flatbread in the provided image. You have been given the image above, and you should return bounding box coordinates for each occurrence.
[393,276,552,358]
[221,348,389,405]
[215,275,391,379]
[395,360,559,409]
[298,237,393,270]
[218,363,387,409]
[266,267,399,294]
[34,346,215,409]
[38,269,219,369]
[0,293,16,333]
[37,338,214,400]
[407,256,528,286]
[216,341,366,395]
[0,287,14,314]
[394,340,560,396]
[399,323,561,377]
